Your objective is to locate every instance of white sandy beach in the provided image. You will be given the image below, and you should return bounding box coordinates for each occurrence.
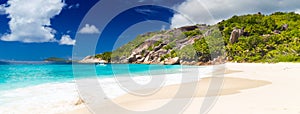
[0,63,299,114]
[63,63,300,114]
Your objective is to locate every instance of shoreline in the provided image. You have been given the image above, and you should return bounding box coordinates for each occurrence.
[1,63,299,114]
[0,64,211,114]
[66,63,300,114]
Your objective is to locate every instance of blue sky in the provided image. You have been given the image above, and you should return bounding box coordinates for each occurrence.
[0,0,100,60]
[0,0,178,61]
[1,0,300,61]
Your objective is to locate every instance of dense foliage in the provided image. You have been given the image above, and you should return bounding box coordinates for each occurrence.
[193,27,224,62]
[219,12,300,62]
[95,52,112,62]
[96,12,300,63]
[183,29,201,37]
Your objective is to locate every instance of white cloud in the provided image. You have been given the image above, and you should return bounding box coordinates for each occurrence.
[171,0,300,28]
[171,13,195,28]
[0,0,65,43]
[59,35,76,45]
[78,24,100,34]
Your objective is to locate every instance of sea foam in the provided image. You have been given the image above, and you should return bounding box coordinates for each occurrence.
[0,65,217,114]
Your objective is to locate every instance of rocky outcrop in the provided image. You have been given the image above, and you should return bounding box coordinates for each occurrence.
[179,25,198,31]
[131,41,155,54]
[112,24,224,66]
[75,97,84,105]
[175,36,200,49]
[179,24,208,31]
[273,24,288,34]
[127,43,171,64]
[79,56,107,64]
[111,56,127,64]
[164,57,180,65]
[145,34,171,43]
[204,29,213,37]
[154,43,167,51]
[119,56,128,63]
[273,30,281,34]
[156,49,168,55]
[281,24,288,30]
[230,27,244,44]
[181,61,197,65]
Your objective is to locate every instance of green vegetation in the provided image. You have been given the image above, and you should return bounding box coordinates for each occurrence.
[160,54,169,61]
[160,51,177,61]
[163,44,172,50]
[176,45,197,60]
[183,29,201,37]
[170,50,177,58]
[219,12,300,62]
[147,40,162,51]
[175,27,225,62]
[154,40,162,47]
[95,52,112,62]
[194,30,224,62]
[148,46,153,51]
[98,12,300,64]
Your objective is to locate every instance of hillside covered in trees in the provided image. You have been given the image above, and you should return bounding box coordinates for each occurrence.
[219,12,300,62]
[94,12,300,65]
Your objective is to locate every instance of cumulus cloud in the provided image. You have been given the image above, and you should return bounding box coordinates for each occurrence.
[0,0,65,43]
[171,0,300,28]
[78,24,100,34]
[59,35,76,45]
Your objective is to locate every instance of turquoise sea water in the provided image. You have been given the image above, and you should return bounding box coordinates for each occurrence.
[0,64,183,91]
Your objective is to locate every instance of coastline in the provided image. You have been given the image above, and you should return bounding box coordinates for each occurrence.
[0,63,299,114]
[65,63,300,114]
[0,64,208,114]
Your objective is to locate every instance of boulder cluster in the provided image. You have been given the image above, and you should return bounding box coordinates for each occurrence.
[83,24,227,66]
[122,25,225,65]
[229,24,288,44]
[127,41,180,65]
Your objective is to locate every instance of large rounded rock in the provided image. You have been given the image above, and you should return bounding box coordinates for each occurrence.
[164,57,180,65]
[281,24,288,30]
[230,29,239,44]
[230,27,244,44]
[128,54,137,63]
[153,44,166,51]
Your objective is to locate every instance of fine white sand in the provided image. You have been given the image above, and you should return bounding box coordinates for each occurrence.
[64,63,300,114]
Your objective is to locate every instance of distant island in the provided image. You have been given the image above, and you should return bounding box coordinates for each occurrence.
[44,57,73,64]
[82,12,300,65]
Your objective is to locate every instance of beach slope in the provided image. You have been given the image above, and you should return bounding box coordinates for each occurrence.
[65,63,300,114]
